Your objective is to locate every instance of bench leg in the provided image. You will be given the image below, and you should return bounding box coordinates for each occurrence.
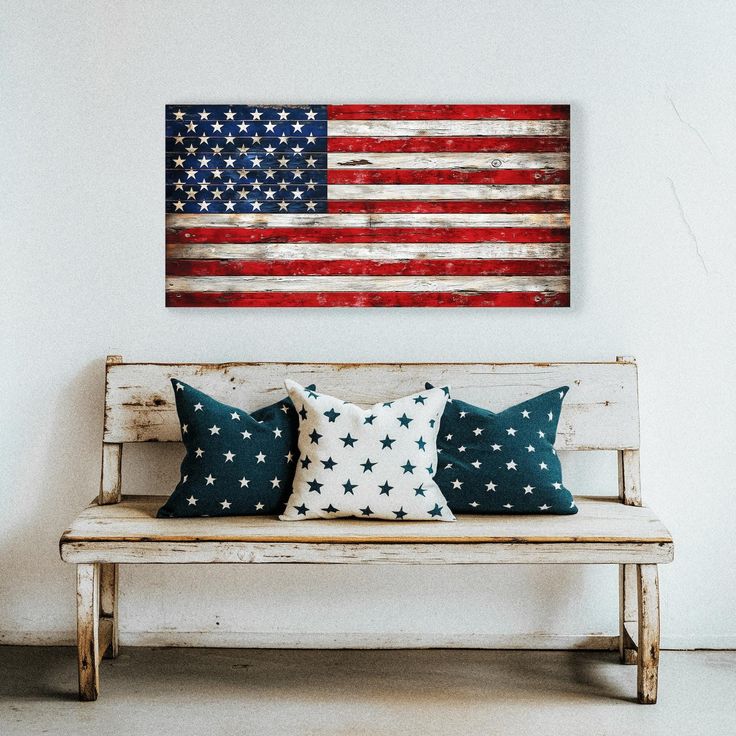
[99,563,119,659]
[637,564,660,704]
[76,563,100,701]
[619,563,638,664]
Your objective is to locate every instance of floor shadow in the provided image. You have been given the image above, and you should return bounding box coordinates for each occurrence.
[0,646,79,702]
[0,646,637,705]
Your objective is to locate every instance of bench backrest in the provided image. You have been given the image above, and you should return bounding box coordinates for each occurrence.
[98,356,642,506]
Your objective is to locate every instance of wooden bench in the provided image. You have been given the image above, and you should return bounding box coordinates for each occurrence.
[59,356,673,703]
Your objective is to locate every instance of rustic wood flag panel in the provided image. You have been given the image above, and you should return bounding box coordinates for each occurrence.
[165,104,570,307]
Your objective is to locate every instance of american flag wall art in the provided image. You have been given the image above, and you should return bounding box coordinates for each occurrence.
[165,104,570,307]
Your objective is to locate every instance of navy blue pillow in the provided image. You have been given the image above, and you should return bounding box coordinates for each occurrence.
[428,384,577,514]
[157,380,313,517]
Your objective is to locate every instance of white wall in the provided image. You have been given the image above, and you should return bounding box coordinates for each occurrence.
[2,0,735,649]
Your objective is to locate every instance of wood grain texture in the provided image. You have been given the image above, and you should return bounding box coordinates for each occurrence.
[98,444,122,505]
[166,242,571,262]
[327,136,570,153]
[325,169,570,186]
[326,152,570,169]
[60,495,673,546]
[619,564,639,664]
[327,184,570,200]
[326,200,570,213]
[637,564,660,703]
[101,361,640,449]
[99,563,118,658]
[616,357,641,503]
[166,225,569,244]
[60,539,672,565]
[328,120,570,136]
[327,104,571,120]
[165,275,570,294]
[76,563,99,701]
[165,212,570,228]
[165,258,570,278]
[97,618,113,666]
[618,449,642,506]
[165,290,570,308]
[616,375,643,666]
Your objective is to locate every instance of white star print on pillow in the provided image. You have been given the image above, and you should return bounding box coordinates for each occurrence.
[280,381,454,521]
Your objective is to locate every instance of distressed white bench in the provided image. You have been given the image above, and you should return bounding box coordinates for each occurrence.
[59,355,673,703]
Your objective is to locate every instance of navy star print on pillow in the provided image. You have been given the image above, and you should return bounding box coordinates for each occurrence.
[157,379,313,517]
[281,380,453,521]
[427,384,577,514]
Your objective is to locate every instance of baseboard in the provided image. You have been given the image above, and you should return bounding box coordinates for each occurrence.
[2,629,736,650]
[120,631,620,650]
[0,629,615,649]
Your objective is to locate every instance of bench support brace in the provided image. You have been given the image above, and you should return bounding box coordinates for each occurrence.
[619,564,639,664]
[77,562,119,701]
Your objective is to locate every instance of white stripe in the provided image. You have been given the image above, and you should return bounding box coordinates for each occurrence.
[166,275,569,293]
[328,120,569,136]
[327,152,569,170]
[328,185,569,201]
[167,242,571,261]
[165,212,569,228]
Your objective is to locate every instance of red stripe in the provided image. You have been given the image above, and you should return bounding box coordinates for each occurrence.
[328,105,570,120]
[167,291,570,308]
[327,200,569,214]
[166,227,570,244]
[166,259,569,278]
[328,136,569,153]
[327,169,569,185]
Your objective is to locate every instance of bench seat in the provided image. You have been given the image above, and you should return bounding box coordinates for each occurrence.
[60,494,673,565]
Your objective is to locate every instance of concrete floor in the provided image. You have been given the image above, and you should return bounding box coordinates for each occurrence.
[0,648,734,736]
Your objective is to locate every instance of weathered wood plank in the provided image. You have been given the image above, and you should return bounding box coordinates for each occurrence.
[99,356,124,506]
[619,564,639,664]
[327,104,571,121]
[165,291,569,308]
[97,618,113,666]
[327,136,570,153]
[616,375,643,666]
[618,449,642,506]
[327,152,570,169]
[99,443,122,505]
[326,200,570,213]
[102,361,640,449]
[60,495,672,546]
[165,275,570,294]
[99,563,118,658]
[166,258,570,278]
[637,564,660,704]
[76,563,99,701]
[166,242,571,262]
[60,539,673,565]
[325,168,569,186]
[164,212,570,228]
[328,184,570,200]
[165,224,569,245]
[328,120,570,136]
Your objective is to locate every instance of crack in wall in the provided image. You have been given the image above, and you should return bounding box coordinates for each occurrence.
[666,177,708,274]
[666,93,715,160]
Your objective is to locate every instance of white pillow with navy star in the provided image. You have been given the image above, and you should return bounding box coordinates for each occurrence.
[280,381,454,521]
